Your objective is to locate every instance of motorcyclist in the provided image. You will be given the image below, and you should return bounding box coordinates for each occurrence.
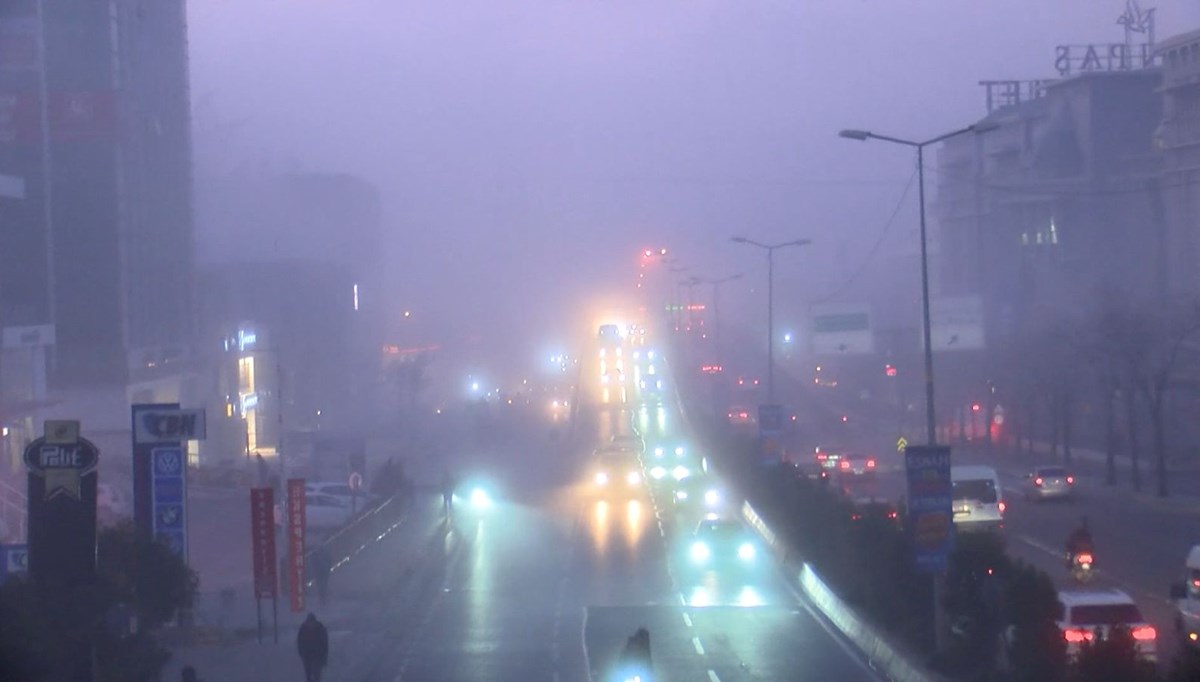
[616,627,652,680]
[1065,516,1094,567]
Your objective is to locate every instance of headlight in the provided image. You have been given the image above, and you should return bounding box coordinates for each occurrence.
[601,375,610,384]
[616,348,622,357]
[650,466,666,480]
[654,447,664,458]
[626,471,641,486]
[704,490,720,506]
[675,490,688,501]
[674,446,685,457]
[672,465,689,480]
[690,542,711,562]
[595,472,609,486]
[738,543,756,560]
[600,349,607,358]
[469,487,492,508]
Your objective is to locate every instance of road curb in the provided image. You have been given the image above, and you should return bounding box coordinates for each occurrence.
[741,500,946,682]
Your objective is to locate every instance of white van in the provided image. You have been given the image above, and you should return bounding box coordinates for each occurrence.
[951,465,1004,533]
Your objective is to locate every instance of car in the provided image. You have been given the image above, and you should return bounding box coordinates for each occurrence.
[610,434,643,454]
[306,481,374,510]
[837,453,877,477]
[639,376,663,392]
[815,448,843,473]
[1056,589,1157,662]
[671,476,727,516]
[1023,466,1076,501]
[951,465,1005,533]
[687,517,762,570]
[727,406,756,425]
[850,496,900,525]
[304,493,358,531]
[589,453,643,498]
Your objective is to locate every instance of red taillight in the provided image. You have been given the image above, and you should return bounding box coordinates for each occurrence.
[1076,553,1093,565]
[840,461,850,470]
[1133,626,1156,641]
[1064,629,1094,643]
[1067,476,1074,485]
[887,510,898,519]
[817,453,827,461]
[867,459,876,468]
[998,500,1007,514]
[1191,579,1200,588]
[1034,477,1043,486]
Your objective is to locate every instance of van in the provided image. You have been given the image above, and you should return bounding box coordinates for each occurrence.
[1169,545,1200,646]
[951,465,1004,533]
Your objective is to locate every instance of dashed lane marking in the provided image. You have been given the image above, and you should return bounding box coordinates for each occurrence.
[692,636,706,656]
[708,670,721,682]
[682,612,693,628]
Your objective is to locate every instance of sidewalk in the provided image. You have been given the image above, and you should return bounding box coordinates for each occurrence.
[162,494,447,682]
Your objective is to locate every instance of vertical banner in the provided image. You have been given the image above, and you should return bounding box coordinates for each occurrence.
[250,488,277,599]
[151,446,187,561]
[131,403,179,543]
[757,404,784,464]
[286,478,306,613]
[905,445,953,573]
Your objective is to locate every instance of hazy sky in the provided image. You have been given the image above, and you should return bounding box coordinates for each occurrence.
[187,0,1200,368]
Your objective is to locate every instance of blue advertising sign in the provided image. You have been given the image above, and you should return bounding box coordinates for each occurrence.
[757,404,786,466]
[151,446,187,562]
[0,543,28,584]
[904,445,953,573]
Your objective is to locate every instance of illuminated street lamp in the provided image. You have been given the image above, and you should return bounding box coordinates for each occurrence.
[839,122,997,445]
[730,237,812,403]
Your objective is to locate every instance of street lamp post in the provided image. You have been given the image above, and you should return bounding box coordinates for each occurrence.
[731,237,812,403]
[839,123,996,445]
[691,274,743,369]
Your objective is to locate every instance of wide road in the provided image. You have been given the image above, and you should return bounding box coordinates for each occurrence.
[831,448,1193,668]
[329,335,882,682]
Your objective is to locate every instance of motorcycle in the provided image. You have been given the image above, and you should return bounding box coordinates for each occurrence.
[1069,551,1095,583]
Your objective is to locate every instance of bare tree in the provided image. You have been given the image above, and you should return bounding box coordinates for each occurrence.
[1096,297,1200,497]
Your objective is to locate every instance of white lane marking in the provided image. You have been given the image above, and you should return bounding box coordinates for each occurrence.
[682,612,693,628]
[1013,533,1174,608]
[692,636,706,656]
[581,606,593,682]
[708,671,721,682]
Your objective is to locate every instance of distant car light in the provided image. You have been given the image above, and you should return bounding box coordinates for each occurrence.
[674,446,685,457]
[1066,476,1075,485]
[650,466,667,480]
[626,471,642,486]
[690,542,711,562]
[672,465,689,480]
[867,459,876,469]
[654,447,664,458]
[998,500,1007,514]
[704,490,720,506]
[738,543,756,560]
[594,472,609,486]
[675,490,688,501]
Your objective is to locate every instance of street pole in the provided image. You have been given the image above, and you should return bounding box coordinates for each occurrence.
[767,249,776,403]
[731,238,810,405]
[839,121,997,659]
[917,143,936,445]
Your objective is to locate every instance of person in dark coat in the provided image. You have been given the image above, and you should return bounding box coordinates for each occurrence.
[297,612,329,682]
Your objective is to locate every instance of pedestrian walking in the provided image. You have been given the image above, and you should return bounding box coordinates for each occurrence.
[297,612,329,682]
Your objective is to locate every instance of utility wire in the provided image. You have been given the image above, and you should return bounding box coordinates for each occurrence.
[813,164,919,304]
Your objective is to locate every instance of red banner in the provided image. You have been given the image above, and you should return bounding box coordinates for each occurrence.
[286,478,306,613]
[250,488,277,599]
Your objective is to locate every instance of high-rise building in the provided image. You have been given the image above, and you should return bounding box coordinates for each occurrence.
[0,0,195,389]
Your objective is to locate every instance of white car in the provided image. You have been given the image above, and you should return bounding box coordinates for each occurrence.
[306,481,373,509]
[304,493,357,531]
[1057,589,1157,662]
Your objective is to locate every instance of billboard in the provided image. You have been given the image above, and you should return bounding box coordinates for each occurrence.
[927,296,985,351]
[151,446,187,561]
[810,304,873,355]
[250,488,277,599]
[904,445,953,573]
[286,478,306,613]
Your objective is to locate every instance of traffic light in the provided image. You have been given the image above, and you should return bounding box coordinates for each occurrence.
[885,364,897,377]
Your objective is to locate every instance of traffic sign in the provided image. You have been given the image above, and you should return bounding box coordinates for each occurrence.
[897,437,908,452]
[133,407,206,444]
[348,471,363,491]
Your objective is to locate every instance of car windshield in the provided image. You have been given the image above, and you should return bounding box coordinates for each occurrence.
[1068,603,1144,626]
[1038,467,1068,478]
[697,522,744,540]
[953,480,998,504]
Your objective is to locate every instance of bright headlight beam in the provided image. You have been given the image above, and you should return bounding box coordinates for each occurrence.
[690,542,711,562]
[738,543,756,560]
